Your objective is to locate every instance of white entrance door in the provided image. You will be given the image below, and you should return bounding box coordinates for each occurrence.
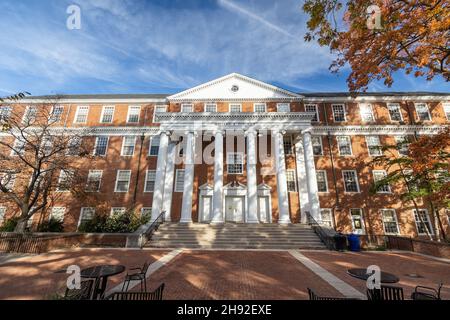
[257,196,270,223]
[225,196,244,222]
[201,196,212,222]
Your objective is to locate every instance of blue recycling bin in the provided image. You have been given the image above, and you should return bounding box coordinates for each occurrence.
[347,234,361,252]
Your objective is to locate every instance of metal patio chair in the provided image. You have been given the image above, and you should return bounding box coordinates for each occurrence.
[367,285,404,301]
[64,279,94,300]
[411,283,443,300]
[106,283,165,301]
[121,261,150,292]
[307,288,360,300]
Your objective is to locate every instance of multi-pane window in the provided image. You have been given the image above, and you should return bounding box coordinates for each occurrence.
[50,105,64,122]
[350,208,365,234]
[387,103,403,121]
[254,103,266,113]
[373,170,390,193]
[50,207,65,222]
[227,153,244,174]
[41,137,53,156]
[0,172,16,191]
[205,103,217,112]
[332,104,346,122]
[111,207,126,216]
[316,171,328,192]
[305,104,319,122]
[286,170,297,192]
[277,103,290,112]
[86,170,102,192]
[312,136,323,156]
[149,136,160,156]
[0,207,6,224]
[413,209,433,235]
[229,104,242,113]
[115,170,131,192]
[127,106,141,123]
[394,136,409,156]
[22,106,37,124]
[94,136,109,156]
[444,103,450,121]
[415,103,431,121]
[343,170,359,192]
[11,138,26,156]
[144,170,156,192]
[0,106,12,121]
[101,106,115,123]
[79,208,95,226]
[121,136,136,156]
[57,170,73,192]
[366,136,382,156]
[337,136,352,156]
[320,209,333,228]
[181,104,193,112]
[174,169,185,192]
[283,135,293,155]
[359,104,375,122]
[153,105,167,123]
[66,136,81,156]
[141,207,152,218]
[381,209,399,234]
[74,106,89,123]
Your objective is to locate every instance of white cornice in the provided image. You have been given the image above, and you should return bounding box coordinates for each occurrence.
[303,96,449,103]
[311,125,448,135]
[6,98,167,104]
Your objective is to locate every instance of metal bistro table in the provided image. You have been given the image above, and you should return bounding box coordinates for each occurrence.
[81,265,125,300]
[347,268,400,283]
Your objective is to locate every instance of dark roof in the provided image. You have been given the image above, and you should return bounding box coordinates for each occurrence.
[28,94,170,99]
[301,92,450,97]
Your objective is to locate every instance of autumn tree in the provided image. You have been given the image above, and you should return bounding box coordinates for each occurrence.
[303,0,450,91]
[0,98,92,232]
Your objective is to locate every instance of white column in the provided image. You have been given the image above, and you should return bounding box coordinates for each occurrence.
[212,130,224,223]
[273,130,290,224]
[151,131,170,220]
[303,131,320,221]
[246,129,259,223]
[161,142,176,222]
[294,135,311,224]
[180,131,195,223]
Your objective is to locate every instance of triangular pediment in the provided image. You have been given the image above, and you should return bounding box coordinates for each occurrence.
[224,181,246,189]
[257,183,272,190]
[168,73,302,101]
[199,183,213,190]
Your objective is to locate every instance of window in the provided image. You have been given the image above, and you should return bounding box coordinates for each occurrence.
[350,209,365,234]
[141,207,152,218]
[381,209,399,234]
[337,136,352,156]
[100,106,115,123]
[66,136,81,156]
[144,170,156,192]
[320,209,333,227]
[254,103,266,113]
[50,105,64,122]
[57,170,73,192]
[41,137,53,156]
[149,136,160,156]
[79,208,95,226]
[74,106,89,124]
[0,207,6,224]
[11,138,26,156]
[0,106,12,121]
[153,105,167,123]
[86,170,102,192]
[0,172,16,191]
[415,103,431,121]
[111,207,126,216]
[394,136,409,156]
[277,103,290,112]
[373,170,390,193]
[181,104,193,113]
[359,104,375,122]
[121,136,136,156]
[205,103,217,112]
[343,170,359,192]
[127,106,141,123]
[366,136,382,156]
[305,104,319,122]
[286,170,297,192]
[174,169,185,192]
[387,103,403,121]
[444,103,450,121]
[283,135,293,155]
[332,104,346,122]
[227,153,243,174]
[22,106,37,124]
[115,170,131,192]
[229,104,242,113]
[413,209,433,235]
[50,207,65,222]
[312,136,323,156]
[94,136,109,156]
[316,171,328,192]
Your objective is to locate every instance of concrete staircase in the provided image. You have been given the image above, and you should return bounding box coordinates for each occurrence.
[146,223,326,249]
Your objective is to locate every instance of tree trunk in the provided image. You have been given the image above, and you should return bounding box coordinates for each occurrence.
[14,219,28,233]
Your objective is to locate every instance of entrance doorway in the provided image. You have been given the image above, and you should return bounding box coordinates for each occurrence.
[225,196,245,223]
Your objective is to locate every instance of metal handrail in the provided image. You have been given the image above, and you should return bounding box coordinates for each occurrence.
[139,211,166,248]
[305,212,336,250]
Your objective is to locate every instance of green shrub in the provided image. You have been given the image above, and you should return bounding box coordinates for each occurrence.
[37,218,64,232]
[78,214,108,233]
[0,217,19,232]
[78,211,150,233]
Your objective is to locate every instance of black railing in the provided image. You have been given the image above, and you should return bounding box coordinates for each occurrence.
[305,212,336,250]
[139,211,166,248]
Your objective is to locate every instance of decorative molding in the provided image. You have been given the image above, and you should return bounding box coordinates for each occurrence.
[311,125,448,135]
[303,96,450,103]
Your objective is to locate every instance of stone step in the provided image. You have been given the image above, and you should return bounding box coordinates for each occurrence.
[152,235,320,240]
[147,244,326,249]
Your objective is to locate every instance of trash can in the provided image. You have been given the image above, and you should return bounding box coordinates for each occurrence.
[347,233,361,252]
[333,232,347,251]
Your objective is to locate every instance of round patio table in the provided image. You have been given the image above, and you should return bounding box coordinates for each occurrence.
[347,268,399,283]
[81,265,125,299]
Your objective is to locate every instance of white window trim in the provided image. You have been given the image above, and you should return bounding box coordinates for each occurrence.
[86,170,102,192]
[153,105,167,123]
[319,208,334,228]
[57,170,73,192]
[414,102,432,122]
[253,103,267,113]
[316,170,329,193]
[174,169,185,192]
[121,136,136,156]
[73,105,89,124]
[413,209,434,235]
[283,135,294,155]
[276,103,290,112]
[110,207,126,216]
[342,170,360,193]
[78,207,95,228]
[366,136,382,157]
[350,208,366,234]
[181,103,194,113]
[204,103,217,113]
[442,102,450,121]
[226,152,244,175]
[50,105,64,122]
[93,136,109,157]
[332,104,347,122]
[373,170,391,193]
[387,103,403,122]
[126,105,141,123]
[114,170,131,193]
[144,170,156,193]
[229,103,242,113]
[305,104,319,122]
[381,209,400,235]
[337,136,353,156]
[22,105,37,124]
[359,103,375,122]
[50,207,65,222]
[286,169,297,192]
[312,136,323,156]
[148,136,160,157]
[100,105,115,123]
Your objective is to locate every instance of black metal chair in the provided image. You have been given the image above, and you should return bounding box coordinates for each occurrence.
[411,283,443,300]
[122,261,150,292]
[64,279,94,300]
[367,285,404,300]
[307,288,360,300]
[106,283,165,301]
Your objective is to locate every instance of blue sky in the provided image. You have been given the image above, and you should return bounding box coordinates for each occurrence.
[0,0,448,96]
